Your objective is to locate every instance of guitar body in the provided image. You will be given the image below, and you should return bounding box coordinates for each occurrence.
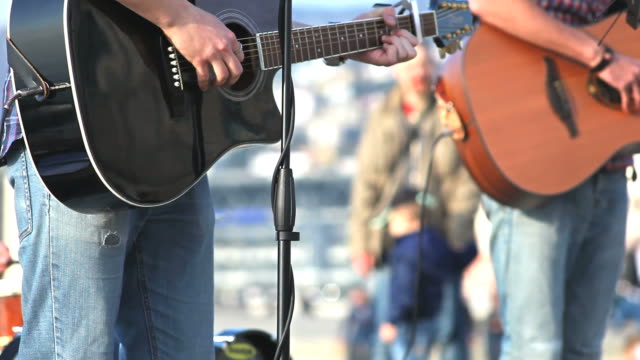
[8,0,282,212]
[8,0,473,211]
[439,15,640,208]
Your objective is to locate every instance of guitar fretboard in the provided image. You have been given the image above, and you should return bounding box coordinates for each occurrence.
[257,12,437,69]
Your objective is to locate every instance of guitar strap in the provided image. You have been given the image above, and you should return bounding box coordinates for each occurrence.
[6,39,54,100]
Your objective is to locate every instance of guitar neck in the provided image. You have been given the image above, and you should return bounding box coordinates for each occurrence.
[257,12,437,69]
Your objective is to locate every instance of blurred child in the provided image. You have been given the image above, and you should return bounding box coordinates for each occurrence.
[379,188,476,360]
[342,286,375,360]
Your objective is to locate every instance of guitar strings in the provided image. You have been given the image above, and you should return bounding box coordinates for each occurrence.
[177,25,460,71]
[175,26,461,71]
[243,18,418,51]
[233,9,458,46]
[173,11,463,72]
[176,28,463,72]
[243,13,457,60]
[229,7,459,43]
[182,9,457,57]
[195,9,458,58]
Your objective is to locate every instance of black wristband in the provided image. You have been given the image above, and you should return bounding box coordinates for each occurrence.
[590,45,615,73]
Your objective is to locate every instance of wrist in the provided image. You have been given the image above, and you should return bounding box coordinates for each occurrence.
[152,1,195,31]
[585,43,606,69]
[590,45,615,73]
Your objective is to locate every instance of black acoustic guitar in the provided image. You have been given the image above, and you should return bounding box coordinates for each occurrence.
[7,0,472,212]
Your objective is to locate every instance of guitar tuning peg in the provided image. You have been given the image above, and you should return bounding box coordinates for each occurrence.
[445,42,459,54]
[439,47,447,59]
[445,44,454,55]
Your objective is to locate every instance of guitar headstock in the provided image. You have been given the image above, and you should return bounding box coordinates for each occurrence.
[430,0,476,58]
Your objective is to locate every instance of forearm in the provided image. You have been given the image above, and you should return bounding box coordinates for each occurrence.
[116,0,192,30]
[469,0,604,67]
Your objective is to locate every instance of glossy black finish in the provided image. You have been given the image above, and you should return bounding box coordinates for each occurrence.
[9,0,282,211]
[9,0,123,211]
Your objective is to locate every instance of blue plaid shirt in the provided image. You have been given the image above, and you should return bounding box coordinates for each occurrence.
[0,72,20,166]
[538,0,614,24]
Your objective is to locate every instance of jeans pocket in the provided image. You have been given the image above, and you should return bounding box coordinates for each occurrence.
[7,148,33,241]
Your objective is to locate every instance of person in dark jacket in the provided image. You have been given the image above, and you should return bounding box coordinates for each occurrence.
[379,188,476,360]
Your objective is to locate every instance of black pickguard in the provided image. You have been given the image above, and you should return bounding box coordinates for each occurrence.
[9,0,282,211]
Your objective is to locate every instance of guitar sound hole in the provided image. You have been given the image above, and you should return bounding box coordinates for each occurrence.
[172,22,260,98]
[227,22,258,94]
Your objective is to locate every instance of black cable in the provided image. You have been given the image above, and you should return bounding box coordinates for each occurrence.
[270,95,296,359]
[273,266,296,360]
[270,86,295,207]
[271,0,297,357]
[402,130,453,360]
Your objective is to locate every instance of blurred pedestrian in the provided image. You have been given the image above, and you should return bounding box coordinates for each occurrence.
[342,286,375,360]
[378,188,476,360]
[349,43,480,360]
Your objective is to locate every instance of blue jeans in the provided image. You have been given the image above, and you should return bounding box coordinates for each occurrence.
[390,318,437,360]
[610,295,640,328]
[372,266,392,360]
[482,170,628,360]
[6,144,215,360]
[435,276,470,360]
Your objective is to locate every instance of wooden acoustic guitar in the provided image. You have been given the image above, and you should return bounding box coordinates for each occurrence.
[436,14,640,208]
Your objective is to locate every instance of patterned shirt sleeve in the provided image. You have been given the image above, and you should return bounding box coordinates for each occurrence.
[537,0,614,24]
[1,71,22,164]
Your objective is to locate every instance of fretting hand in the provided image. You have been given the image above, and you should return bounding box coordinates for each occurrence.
[347,7,420,66]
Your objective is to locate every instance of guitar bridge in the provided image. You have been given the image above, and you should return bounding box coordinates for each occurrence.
[544,56,578,138]
[166,44,185,90]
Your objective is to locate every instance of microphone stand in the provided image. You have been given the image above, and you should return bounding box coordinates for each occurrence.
[273,0,299,358]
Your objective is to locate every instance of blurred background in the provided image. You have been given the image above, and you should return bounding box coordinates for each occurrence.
[2,1,640,359]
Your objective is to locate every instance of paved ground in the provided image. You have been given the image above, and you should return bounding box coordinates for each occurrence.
[215,309,631,360]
